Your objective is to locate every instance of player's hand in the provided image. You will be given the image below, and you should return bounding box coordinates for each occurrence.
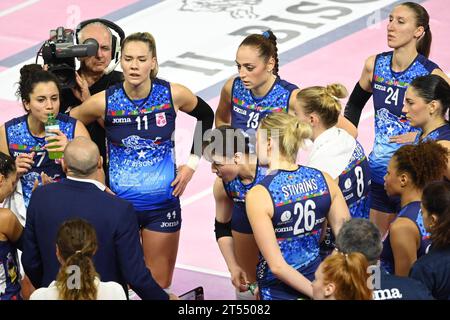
[15,152,35,177]
[229,266,249,292]
[32,172,54,192]
[171,165,194,197]
[389,131,418,144]
[44,129,68,152]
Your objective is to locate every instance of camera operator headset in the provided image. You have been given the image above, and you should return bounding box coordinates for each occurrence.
[68,18,126,108]
[75,18,125,75]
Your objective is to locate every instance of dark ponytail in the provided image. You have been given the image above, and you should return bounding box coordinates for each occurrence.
[410,74,450,119]
[239,30,279,76]
[401,2,432,57]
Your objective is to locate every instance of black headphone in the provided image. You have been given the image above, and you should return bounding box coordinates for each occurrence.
[75,18,125,63]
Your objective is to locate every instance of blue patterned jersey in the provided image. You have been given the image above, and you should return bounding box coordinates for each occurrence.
[380,201,431,274]
[223,164,267,234]
[231,77,297,131]
[338,141,371,219]
[5,114,76,208]
[256,166,331,300]
[370,52,438,183]
[105,80,179,211]
[0,240,21,300]
[415,124,450,143]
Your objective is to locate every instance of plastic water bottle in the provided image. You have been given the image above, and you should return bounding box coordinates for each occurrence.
[45,113,63,160]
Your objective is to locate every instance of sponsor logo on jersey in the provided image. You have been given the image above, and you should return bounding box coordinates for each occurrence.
[112,117,132,124]
[344,178,352,190]
[275,226,293,233]
[373,288,403,300]
[280,210,292,222]
[374,83,386,91]
[233,105,247,116]
[156,112,167,127]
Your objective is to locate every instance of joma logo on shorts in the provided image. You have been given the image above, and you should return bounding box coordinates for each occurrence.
[161,221,179,228]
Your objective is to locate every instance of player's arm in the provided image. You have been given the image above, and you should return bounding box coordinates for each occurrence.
[170,83,214,196]
[215,77,234,127]
[74,120,91,139]
[70,91,106,125]
[246,185,313,298]
[213,178,248,290]
[343,55,375,128]
[0,209,23,245]
[390,218,420,277]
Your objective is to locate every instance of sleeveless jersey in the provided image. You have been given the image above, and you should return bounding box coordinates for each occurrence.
[370,51,439,183]
[223,164,267,234]
[5,114,76,208]
[231,77,297,151]
[320,141,371,258]
[338,141,371,219]
[380,201,431,274]
[105,80,179,211]
[0,240,21,300]
[415,123,450,143]
[257,166,331,300]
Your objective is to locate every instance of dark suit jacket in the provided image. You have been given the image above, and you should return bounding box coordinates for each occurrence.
[22,178,168,300]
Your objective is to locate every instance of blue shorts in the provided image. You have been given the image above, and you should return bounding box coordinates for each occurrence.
[136,205,182,233]
[370,181,401,214]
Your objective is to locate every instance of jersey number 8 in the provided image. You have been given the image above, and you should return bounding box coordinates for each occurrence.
[355,166,365,198]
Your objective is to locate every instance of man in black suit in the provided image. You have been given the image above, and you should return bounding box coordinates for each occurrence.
[22,137,170,300]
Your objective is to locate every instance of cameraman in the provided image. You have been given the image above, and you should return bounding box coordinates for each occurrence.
[60,21,123,183]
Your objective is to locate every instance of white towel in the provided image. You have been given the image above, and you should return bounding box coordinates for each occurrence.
[307,127,356,179]
[2,179,26,227]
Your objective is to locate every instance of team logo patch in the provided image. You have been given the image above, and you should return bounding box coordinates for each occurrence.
[156,112,167,127]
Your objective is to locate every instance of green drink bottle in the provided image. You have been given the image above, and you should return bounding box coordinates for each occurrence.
[45,113,63,160]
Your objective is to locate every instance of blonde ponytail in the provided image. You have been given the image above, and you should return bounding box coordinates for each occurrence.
[55,219,99,300]
[260,113,312,162]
